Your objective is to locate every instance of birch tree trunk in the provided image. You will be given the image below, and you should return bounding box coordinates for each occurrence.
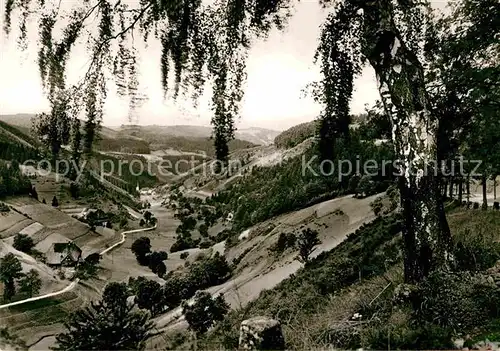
[494,177,497,200]
[360,0,453,283]
[482,174,488,209]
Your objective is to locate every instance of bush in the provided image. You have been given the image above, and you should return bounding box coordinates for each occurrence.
[51,196,59,207]
[85,253,101,265]
[180,252,189,260]
[199,239,213,249]
[0,202,10,212]
[170,235,199,253]
[13,234,34,253]
[182,292,229,335]
[269,232,296,255]
[370,198,383,216]
[131,237,151,265]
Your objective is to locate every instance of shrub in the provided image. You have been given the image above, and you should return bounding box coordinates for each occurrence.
[365,322,454,350]
[170,235,199,253]
[357,175,377,198]
[131,237,151,265]
[13,234,34,253]
[85,253,101,265]
[199,223,209,237]
[370,198,383,216]
[69,182,79,199]
[269,232,296,255]
[52,196,59,207]
[180,252,189,260]
[0,203,10,212]
[182,292,229,335]
[199,239,214,249]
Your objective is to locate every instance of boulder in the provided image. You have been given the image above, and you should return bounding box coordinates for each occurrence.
[238,316,285,350]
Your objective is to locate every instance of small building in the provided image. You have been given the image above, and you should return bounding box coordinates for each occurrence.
[35,233,82,267]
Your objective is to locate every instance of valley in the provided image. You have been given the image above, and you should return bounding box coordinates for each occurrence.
[1,2,500,348]
[1,114,500,350]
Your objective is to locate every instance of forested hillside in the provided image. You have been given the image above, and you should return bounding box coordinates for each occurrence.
[274,121,317,149]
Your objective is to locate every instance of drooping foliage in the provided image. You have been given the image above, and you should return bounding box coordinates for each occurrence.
[4,0,293,162]
[310,1,363,163]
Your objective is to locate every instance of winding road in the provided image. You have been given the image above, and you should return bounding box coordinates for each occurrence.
[0,224,157,310]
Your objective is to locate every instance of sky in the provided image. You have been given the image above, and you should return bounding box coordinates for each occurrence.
[0,1,449,131]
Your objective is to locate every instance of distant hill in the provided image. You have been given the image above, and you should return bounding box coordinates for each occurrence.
[108,125,260,156]
[112,124,280,146]
[0,120,39,162]
[274,120,318,149]
[0,113,34,129]
[0,114,274,155]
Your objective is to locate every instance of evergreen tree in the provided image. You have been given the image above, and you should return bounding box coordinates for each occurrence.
[0,253,23,301]
[18,269,42,297]
[182,291,229,335]
[54,282,153,350]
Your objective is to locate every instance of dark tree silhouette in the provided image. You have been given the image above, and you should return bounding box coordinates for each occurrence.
[18,269,42,297]
[131,237,152,265]
[13,234,35,253]
[0,253,23,301]
[297,228,321,263]
[54,282,153,350]
[182,291,229,335]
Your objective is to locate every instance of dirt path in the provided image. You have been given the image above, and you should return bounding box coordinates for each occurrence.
[0,224,157,310]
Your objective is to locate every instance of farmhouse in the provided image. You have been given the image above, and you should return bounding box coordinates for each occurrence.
[35,233,82,267]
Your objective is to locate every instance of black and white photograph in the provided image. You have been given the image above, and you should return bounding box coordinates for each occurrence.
[0,0,499,350]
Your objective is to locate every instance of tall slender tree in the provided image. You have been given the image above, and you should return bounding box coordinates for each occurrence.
[0,253,23,301]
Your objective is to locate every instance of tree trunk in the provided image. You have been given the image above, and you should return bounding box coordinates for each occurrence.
[482,174,488,209]
[494,177,497,200]
[466,174,470,202]
[361,0,453,283]
[458,178,463,203]
[449,177,454,199]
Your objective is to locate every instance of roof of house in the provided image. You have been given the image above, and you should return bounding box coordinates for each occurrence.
[45,242,81,265]
[35,233,71,254]
[35,233,82,265]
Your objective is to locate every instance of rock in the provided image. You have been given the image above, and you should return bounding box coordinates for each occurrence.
[238,316,285,350]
